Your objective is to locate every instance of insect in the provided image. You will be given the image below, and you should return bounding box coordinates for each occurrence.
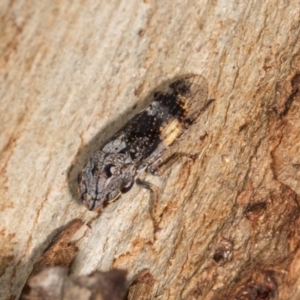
[78,74,211,210]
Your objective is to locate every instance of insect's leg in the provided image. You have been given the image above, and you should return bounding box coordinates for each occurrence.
[136,178,160,230]
[144,147,171,175]
[136,178,159,204]
[146,151,198,176]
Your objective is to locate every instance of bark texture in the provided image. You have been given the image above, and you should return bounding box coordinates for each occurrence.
[1,0,300,299]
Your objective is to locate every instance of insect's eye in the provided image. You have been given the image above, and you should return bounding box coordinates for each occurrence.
[120,177,134,193]
[104,164,114,178]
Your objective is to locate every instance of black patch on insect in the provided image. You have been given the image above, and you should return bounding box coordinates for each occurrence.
[124,111,163,161]
[155,92,186,120]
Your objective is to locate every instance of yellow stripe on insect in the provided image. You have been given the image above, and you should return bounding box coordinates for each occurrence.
[160,119,183,146]
[177,95,188,110]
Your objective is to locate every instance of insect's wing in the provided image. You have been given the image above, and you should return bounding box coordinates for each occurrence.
[170,74,209,124]
[186,75,209,122]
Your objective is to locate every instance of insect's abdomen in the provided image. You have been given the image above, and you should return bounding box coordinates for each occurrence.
[121,75,209,164]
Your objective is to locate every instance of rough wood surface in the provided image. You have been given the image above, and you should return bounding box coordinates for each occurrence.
[1,0,300,299]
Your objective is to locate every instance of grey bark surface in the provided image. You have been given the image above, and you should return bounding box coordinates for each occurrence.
[1,0,300,299]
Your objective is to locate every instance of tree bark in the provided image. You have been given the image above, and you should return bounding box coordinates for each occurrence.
[1,0,300,299]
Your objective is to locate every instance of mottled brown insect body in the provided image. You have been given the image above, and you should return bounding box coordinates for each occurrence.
[78,74,210,210]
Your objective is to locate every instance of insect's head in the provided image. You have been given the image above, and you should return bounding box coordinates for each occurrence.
[78,151,136,210]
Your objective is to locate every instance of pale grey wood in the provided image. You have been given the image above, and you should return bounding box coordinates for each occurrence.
[1,0,300,299]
